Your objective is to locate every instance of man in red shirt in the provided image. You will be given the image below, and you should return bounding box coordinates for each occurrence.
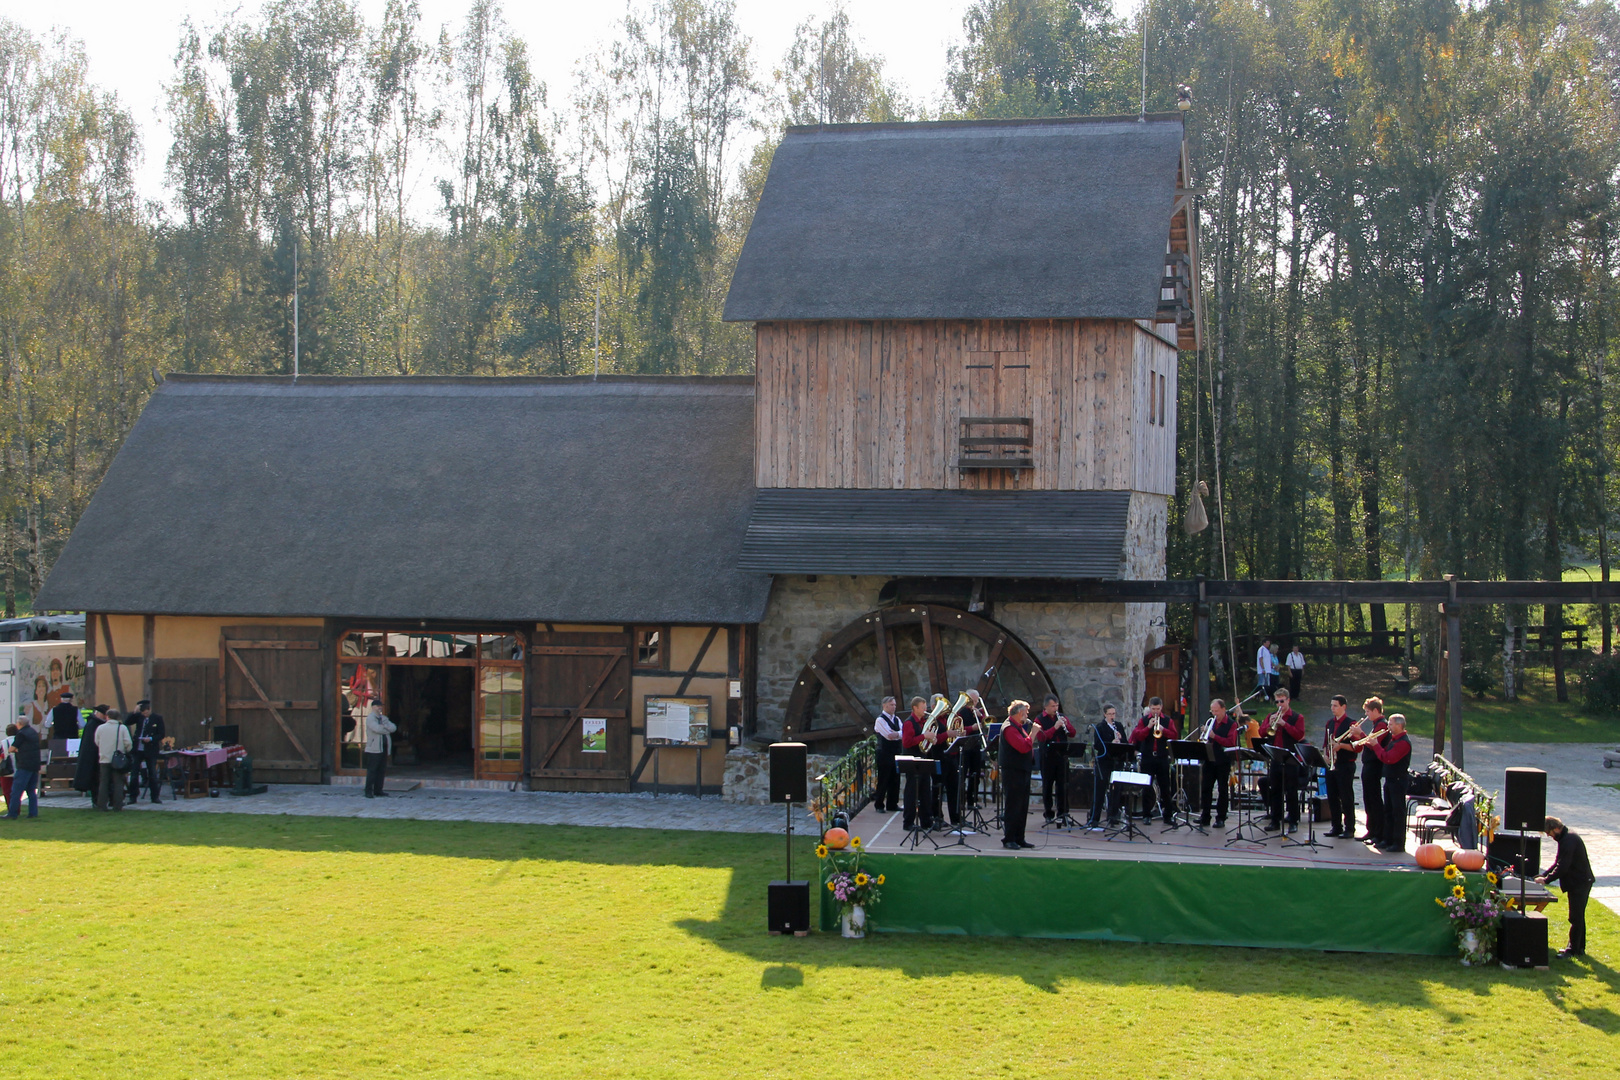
[899,697,937,831]
[1033,695,1076,823]
[1357,696,1389,843]
[1198,698,1241,828]
[1361,713,1412,852]
[1259,689,1306,831]
[1129,697,1179,823]
[997,701,1036,849]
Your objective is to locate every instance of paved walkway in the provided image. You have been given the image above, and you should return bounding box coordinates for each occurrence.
[43,783,818,834]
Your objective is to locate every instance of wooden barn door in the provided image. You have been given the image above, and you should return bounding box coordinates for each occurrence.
[148,659,220,740]
[962,322,1032,490]
[527,628,631,791]
[221,626,324,779]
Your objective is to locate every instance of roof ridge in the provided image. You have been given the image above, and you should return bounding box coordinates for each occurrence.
[784,113,1185,136]
[161,373,754,387]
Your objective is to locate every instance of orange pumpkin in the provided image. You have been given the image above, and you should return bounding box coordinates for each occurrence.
[823,827,850,849]
[1453,848,1486,872]
[1414,843,1447,870]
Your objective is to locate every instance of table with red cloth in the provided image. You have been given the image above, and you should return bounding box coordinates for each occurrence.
[163,745,247,798]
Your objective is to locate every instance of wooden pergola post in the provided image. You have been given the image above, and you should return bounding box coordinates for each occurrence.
[1444,575,1465,768]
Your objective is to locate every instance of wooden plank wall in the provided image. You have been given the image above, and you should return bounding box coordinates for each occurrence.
[755,319,1175,494]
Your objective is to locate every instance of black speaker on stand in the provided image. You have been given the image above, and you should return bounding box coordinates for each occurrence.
[767,742,811,935]
[1501,767,1550,968]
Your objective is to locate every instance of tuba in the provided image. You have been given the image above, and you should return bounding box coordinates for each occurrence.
[919,694,951,753]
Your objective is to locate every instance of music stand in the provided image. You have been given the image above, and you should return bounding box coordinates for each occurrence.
[1095,741,1135,829]
[1162,739,1208,834]
[1104,772,1153,843]
[894,756,942,850]
[1223,747,1271,846]
[955,734,995,836]
[1281,745,1333,851]
[1040,741,1085,830]
[936,737,982,851]
[984,724,1004,829]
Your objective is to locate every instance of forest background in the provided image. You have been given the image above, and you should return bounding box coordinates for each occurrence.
[5,0,1620,693]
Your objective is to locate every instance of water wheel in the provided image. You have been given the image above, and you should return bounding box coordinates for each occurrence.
[782,604,1056,744]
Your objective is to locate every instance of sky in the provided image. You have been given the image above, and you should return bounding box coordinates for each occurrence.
[1,0,1138,209]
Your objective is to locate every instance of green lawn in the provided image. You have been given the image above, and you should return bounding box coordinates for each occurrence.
[1380,681,1620,743]
[3,813,1619,1078]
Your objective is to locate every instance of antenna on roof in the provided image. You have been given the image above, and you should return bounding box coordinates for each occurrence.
[1139,0,1149,119]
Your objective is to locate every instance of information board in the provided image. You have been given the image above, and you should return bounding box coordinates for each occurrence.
[644,696,711,746]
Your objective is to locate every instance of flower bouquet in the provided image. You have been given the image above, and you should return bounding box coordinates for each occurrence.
[818,836,884,938]
[1435,863,1505,965]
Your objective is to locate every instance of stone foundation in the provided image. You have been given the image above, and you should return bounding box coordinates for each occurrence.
[722,747,840,805]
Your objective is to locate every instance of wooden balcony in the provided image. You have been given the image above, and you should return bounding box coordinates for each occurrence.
[957,416,1033,470]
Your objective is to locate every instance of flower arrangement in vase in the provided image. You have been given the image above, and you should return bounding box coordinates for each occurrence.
[1435,862,1505,965]
[818,834,884,938]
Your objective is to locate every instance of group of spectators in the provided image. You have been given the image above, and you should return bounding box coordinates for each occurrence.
[0,694,167,817]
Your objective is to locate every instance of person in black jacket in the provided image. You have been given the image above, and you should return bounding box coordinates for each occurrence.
[48,689,80,740]
[1033,695,1076,823]
[998,701,1035,850]
[73,706,109,802]
[132,711,166,804]
[1538,816,1596,957]
[1086,705,1128,830]
[5,718,41,819]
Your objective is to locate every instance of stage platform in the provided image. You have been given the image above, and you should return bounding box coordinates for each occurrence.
[822,804,1457,955]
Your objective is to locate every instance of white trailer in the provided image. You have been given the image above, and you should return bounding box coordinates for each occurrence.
[0,639,87,735]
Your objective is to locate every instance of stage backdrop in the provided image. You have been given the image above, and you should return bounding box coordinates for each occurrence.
[825,853,1455,955]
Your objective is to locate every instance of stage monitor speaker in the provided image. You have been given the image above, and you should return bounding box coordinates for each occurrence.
[767,880,810,934]
[1487,834,1541,877]
[1503,767,1547,832]
[769,742,808,804]
[1499,911,1549,969]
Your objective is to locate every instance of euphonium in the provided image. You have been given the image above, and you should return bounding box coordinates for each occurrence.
[920,693,950,752]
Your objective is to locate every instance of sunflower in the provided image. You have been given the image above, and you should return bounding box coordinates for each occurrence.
[1435,897,1447,907]
[1486,871,1499,886]
[1452,884,1466,899]
[1443,864,1460,880]
[855,873,870,887]
[852,836,863,849]
[827,880,836,892]
[815,844,829,859]
[876,874,885,885]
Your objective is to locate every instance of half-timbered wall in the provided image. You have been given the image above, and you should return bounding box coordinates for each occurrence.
[754,318,1176,495]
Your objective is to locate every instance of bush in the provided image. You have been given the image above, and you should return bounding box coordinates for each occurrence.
[1462,661,1496,699]
[1580,654,1620,716]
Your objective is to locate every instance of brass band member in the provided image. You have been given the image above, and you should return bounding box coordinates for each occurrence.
[899,696,937,831]
[1034,695,1077,822]
[1259,688,1306,831]
[1354,712,1412,852]
[1086,704,1127,830]
[936,696,976,828]
[1356,697,1389,843]
[1324,694,1359,838]
[998,700,1036,850]
[1198,698,1240,828]
[873,696,902,813]
[1129,697,1179,824]
[960,689,990,808]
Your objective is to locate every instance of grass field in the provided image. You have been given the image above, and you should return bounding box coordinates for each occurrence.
[1380,680,1620,744]
[3,812,1619,1078]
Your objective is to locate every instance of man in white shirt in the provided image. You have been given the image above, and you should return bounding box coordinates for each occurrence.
[1256,639,1279,696]
[873,696,902,812]
[1285,644,1306,699]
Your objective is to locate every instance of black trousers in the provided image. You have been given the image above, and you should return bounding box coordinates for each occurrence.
[1565,883,1591,953]
[1263,756,1301,824]
[903,763,937,829]
[363,751,388,797]
[1041,766,1070,819]
[1288,670,1302,698]
[1361,761,1384,838]
[1380,772,1409,850]
[962,745,985,806]
[1327,761,1356,834]
[874,741,900,811]
[131,753,162,802]
[937,756,961,825]
[1088,764,1115,826]
[1141,753,1172,820]
[1199,758,1230,822]
[1002,768,1031,845]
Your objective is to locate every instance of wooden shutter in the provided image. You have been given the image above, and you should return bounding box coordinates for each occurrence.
[221,625,324,779]
[148,659,220,741]
[527,627,631,791]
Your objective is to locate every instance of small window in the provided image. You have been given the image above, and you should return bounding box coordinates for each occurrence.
[1148,371,1159,426]
[1158,373,1167,427]
[635,627,667,669]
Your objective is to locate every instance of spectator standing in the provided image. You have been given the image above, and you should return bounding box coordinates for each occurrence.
[132,711,166,804]
[1285,645,1306,700]
[5,717,40,819]
[363,700,396,798]
[74,706,108,804]
[0,724,14,805]
[1255,639,1278,695]
[93,712,132,811]
[48,689,80,740]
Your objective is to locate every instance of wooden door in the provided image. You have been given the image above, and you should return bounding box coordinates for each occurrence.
[149,659,220,740]
[221,626,324,781]
[527,628,631,791]
[962,328,1032,490]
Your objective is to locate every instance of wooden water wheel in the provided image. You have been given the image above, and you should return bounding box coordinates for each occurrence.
[782,604,1056,744]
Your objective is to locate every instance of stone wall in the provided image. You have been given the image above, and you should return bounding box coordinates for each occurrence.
[754,575,889,739]
[722,747,840,805]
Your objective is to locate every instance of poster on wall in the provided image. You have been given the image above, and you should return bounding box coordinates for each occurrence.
[581,717,608,753]
[16,643,85,732]
[644,697,711,746]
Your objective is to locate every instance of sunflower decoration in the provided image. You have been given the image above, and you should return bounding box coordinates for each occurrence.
[1486,871,1499,886]
[876,874,885,886]
[815,843,829,859]
[1452,884,1467,899]
[1443,864,1460,880]
[827,880,836,892]
[851,836,863,850]
[855,872,870,887]
[1435,897,1448,907]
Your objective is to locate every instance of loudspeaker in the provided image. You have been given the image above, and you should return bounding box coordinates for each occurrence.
[1487,834,1541,877]
[1499,911,1549,969]
[767,880,811,934]
[768,742,808,804]
[1503,767,1547,832]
